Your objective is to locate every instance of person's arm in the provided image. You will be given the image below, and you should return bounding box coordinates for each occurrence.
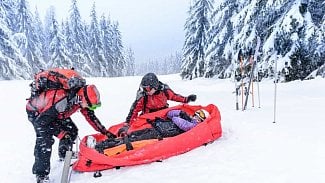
[167,109,181,119]
[125,95,145,124]
[171,117,197,131]
[165,88,187,103]
[163,84,196,103]
[80,108,107,135]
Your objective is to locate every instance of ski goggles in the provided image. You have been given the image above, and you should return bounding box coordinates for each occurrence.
[88,103,101,111]
[194,110,206,121]
[141,85,157,92]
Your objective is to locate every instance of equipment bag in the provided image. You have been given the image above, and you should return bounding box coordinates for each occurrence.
[30,68,86,97]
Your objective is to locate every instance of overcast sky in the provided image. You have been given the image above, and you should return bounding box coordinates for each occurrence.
[28,0,190,63]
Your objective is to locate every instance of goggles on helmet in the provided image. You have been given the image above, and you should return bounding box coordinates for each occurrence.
[88,103,101,111]
[143,86,152,92]
[194,110,206,122]
[141,85,157,92]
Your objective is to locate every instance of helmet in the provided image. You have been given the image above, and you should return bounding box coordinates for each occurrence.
[140,73,159,91]
[194,109,209,122]
[78,85,101,110]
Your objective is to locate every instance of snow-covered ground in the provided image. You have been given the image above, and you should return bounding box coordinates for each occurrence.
[1,74,324,183]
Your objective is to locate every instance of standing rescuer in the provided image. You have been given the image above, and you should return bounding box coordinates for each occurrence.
[26,84,115,183]
[118,73,197,136]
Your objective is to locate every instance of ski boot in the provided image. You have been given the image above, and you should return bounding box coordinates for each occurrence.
[36,175,49,183]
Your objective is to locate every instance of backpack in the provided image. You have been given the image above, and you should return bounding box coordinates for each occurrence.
[29,68,86,98]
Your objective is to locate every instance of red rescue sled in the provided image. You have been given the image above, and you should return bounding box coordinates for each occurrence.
[73,104,222,172]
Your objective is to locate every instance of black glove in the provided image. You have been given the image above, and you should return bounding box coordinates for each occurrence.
[105,131,116,139]
[117,124,130,137]
[179,111,192,121]
[187,94,197,103]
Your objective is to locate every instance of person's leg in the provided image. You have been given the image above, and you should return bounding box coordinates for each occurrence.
[54,118,78,159]
[32,119,55,178]
[94,128,160,153]
[95,138,124,153]
[128,128,160,142]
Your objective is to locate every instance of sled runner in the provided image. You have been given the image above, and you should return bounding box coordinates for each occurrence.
[73,104,222,172]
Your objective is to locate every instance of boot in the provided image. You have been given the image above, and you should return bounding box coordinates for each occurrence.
[58,144,69,161]
[36,175,49,183]
[58,135,73,160]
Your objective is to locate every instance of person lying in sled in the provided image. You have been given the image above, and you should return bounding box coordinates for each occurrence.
[117,72,197,137]
[166,109,209,131]
[87,109,209,153]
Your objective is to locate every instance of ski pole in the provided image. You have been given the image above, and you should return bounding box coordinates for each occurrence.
[235,57,240,110]
[273,56,278,123]
[255,46,261,108]
[235,71,239,110]
[257,74,261,108]
[239,49,244,110]
[249,48,255,107]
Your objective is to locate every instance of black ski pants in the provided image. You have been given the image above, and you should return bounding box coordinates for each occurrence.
[29,114,78,176]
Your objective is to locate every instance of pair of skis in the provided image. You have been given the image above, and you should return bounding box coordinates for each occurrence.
[235,36,261,111]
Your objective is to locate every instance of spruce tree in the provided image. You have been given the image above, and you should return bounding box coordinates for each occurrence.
[181,0,213,79]
[99,15,115,77]
[110,22,125,76]
[0,0,31,79]
[14,0,44,73]
[69,0,92,76]
[47,10,71,68]
[89,2,105,76]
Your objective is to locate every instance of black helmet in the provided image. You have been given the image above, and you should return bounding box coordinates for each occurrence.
[140,73,159,90]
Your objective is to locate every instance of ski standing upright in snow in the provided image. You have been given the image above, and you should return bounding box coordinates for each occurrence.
[243,36,261,111]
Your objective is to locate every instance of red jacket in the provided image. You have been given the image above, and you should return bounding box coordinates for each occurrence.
[26,89,107,134]
[126,83,188,124]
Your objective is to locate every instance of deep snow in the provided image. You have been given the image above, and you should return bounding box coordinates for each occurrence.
[1,74,324,183]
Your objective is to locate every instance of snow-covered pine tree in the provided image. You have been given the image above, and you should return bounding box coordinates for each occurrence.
[0,0,31,79]
[167,52,182,75]
[99,15,115,77]
[181,0,213,80]
[69,0,92,76]
[14,0,45,73]
[205,0,235,78]
[308,0,325,77]
[124,47,135,76]
[62,20,75,68]
[181,0,325,80]
[110,22,125,77]
[34,7,46,69]
[88,2,105,77]
[46,9,72,68]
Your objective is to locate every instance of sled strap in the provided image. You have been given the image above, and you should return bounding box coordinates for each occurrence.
[123,135,134,151]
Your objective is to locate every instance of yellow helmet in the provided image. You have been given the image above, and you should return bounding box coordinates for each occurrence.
[194,109,209,121]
